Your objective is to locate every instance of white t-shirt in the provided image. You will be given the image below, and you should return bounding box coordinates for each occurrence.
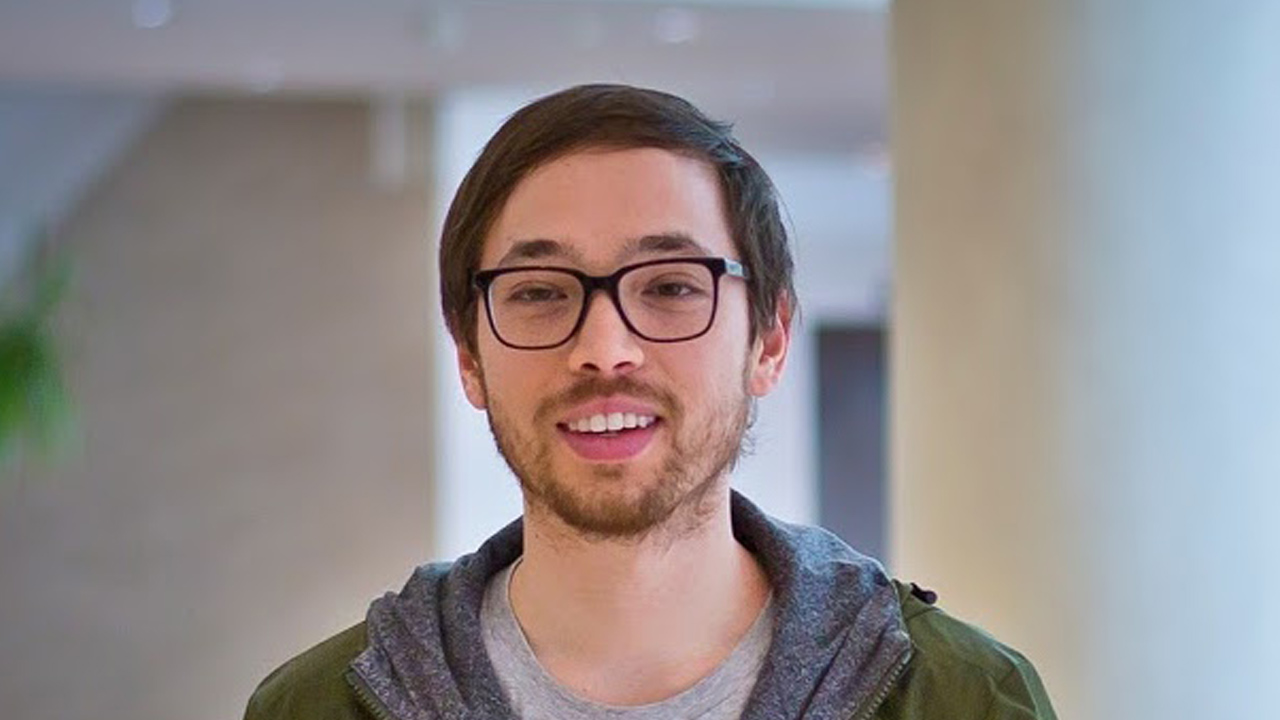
[480,560,775,720]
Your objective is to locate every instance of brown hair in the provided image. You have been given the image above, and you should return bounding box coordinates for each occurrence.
[439,83,796,353]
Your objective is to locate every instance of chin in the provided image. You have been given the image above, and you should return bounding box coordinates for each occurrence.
[527,476,665,538]
[525,458,719,540]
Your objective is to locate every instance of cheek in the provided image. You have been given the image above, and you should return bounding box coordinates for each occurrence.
[664,344,748,404]
[480,350,557,409]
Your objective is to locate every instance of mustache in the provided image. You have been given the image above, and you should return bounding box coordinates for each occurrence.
[536,376,680,423]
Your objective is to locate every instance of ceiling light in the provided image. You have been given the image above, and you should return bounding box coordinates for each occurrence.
[653,8,699,45]
[427,7,465,53]
[573,12,606,49]
[131,0,173,30]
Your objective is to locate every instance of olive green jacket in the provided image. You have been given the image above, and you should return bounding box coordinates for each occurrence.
[245,581,1054,720]
[245,495,1056,720]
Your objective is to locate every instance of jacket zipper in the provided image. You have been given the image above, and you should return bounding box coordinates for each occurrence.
[850,645,913,720]
[345,669,399,720]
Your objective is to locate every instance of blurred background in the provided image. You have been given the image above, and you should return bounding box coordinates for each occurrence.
[1,1,1277,719]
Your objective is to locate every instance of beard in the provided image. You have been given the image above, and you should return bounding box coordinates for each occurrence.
[481,372,753,541]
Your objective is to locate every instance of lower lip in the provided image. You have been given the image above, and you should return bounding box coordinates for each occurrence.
[558,422,661,462]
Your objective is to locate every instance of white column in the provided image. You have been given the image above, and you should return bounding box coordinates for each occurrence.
[891,3,1280,718]
[430,88,538,560]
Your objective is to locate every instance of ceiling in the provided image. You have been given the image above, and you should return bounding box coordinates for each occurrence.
[0,0,887,153]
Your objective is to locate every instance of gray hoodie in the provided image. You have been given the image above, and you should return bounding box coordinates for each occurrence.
[350,492,913,720]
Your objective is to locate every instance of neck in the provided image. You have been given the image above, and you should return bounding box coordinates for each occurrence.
[508,487,771,706]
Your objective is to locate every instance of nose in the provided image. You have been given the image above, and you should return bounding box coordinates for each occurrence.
[566,291,645,376]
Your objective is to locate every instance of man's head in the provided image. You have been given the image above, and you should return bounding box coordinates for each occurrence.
[440,84,796,357]
[440,84,796,540]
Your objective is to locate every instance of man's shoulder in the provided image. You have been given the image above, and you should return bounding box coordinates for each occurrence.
[876,580,1058,719]
[243,622,373,720]
[893,580,1032,679]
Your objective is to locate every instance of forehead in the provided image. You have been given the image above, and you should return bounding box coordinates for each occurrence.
[481,147,735,269]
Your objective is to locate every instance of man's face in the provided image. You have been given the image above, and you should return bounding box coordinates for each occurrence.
[457,147,788,540]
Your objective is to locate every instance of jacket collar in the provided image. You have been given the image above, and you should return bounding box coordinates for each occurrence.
[351,491,911,720]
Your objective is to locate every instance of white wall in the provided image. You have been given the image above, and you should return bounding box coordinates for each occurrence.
[0,97,436,720]
[892,2,1280,716]
[0,89,163,286]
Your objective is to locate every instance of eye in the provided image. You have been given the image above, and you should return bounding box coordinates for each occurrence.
[643,274,709,299]
[649,281,697,297]
[505,283,569,304]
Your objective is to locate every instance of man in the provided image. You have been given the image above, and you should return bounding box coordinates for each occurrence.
[244,84,1057,719]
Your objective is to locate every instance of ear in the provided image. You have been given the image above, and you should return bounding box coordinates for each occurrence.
[456,344,488,410]
[747,297,793,398]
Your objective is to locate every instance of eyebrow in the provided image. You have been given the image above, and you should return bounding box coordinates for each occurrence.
[494,232,714,268]
[621,232,713,259]
[495,239,585,267]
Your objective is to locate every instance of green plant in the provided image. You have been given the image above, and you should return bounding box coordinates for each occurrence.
[0,243,73,470]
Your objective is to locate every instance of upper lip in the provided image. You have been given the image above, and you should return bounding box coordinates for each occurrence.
[557,397,663,426]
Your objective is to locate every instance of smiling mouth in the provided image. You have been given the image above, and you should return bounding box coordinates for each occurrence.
[560,412,658,434]
[555,413,663,462]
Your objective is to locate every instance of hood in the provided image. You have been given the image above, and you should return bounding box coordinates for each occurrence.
[350,492,912,720]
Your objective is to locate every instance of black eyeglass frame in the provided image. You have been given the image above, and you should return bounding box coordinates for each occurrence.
[472,256,750,350]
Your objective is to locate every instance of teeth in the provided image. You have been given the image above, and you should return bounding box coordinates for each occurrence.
[566,413,657,434]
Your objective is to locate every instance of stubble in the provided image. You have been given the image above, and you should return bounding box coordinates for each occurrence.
[481,372,752,542]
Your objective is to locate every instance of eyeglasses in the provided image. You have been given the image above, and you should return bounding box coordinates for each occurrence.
[472,257,750,350]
